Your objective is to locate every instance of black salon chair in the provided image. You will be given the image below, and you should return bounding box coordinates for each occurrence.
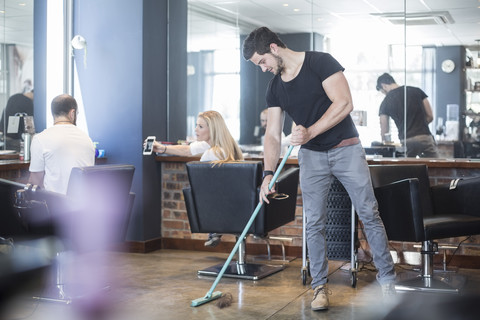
[183,161,299,280]
[66,164,135,246]
[36,164,135,303]
[369,164,480,293]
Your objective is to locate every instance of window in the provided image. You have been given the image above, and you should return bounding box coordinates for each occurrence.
[187,10,241,141]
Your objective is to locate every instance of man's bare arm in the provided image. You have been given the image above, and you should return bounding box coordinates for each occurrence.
[380,114,390,140]
[261,107,284,203]
[28,171,45,188]
[422,98,434,123]
[291,71,354,145]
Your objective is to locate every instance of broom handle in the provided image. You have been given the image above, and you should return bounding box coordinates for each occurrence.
[205,145,294,298]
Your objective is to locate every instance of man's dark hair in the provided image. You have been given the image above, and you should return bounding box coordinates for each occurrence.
[376,73,396,91]
[242,26,286,60]
[51,94,77,117]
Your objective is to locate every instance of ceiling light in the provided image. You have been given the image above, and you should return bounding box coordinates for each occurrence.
[371,11,454,26]
[283,4,289,7]
[293,8,300,12]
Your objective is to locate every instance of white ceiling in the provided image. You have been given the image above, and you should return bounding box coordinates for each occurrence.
[0,0,34,47]
[188,0,480,50]
[1,0,478,50]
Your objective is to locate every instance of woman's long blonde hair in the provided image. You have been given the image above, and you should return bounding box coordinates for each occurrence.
[198,110,244,162]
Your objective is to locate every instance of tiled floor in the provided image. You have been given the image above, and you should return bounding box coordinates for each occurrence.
[2,249,480,320]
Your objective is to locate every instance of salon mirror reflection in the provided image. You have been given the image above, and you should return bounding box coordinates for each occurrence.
[0,0,34,152]
[187,0,480,159]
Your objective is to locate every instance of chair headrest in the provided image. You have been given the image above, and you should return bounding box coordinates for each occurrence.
[66,164,135,197]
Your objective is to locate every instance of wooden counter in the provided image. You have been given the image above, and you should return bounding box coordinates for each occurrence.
[157,154,480,170]
[156,155,480,268]
[0,159,30,183]
[0,157,109,184]
[0,153,20,160]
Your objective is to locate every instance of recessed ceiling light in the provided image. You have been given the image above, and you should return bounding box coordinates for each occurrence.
[0,10,5,14]
[283,4,289,7]
[293,8,300,12]
[18,3,26,6]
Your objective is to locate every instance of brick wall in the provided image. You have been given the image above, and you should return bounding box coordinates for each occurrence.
[161,162,191,239]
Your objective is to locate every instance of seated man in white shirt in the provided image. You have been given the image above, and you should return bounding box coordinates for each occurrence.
[28,94,96,194]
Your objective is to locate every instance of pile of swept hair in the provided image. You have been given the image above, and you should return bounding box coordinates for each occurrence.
[198,110,244,164]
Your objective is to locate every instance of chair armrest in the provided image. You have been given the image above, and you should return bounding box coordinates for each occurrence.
[374,178,425,242]
[431,176,480,218]
[183,187,200,233]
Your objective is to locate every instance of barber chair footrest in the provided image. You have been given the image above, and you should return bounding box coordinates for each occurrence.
[249,255,296,264]
[197,261,285,280]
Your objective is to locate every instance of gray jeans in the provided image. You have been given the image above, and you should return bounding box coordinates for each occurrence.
[404,134,439,158]
[298,143,396,288]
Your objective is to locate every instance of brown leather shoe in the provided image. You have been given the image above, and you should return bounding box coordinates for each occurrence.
[311,284,330,311]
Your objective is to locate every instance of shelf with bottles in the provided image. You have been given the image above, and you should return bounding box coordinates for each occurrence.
[466,67,480,92]
[466,67,480,106]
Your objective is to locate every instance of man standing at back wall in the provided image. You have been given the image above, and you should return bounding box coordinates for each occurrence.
[243,27,396,311]
[28,94,95,194]
[376,73,439,158]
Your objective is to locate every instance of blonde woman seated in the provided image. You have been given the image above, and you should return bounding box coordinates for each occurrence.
[150,110,244,247]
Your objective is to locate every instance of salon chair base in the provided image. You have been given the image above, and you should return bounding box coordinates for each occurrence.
[32,291,72,305]
[395,270,466,294]
[32,252,111,305]
[198,262,285,281]
[30,283,69,305]
[33,283,112,305]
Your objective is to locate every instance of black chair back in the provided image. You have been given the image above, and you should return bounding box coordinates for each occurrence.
[66,164,135,247]
[184,161,299,236]
[369,165,432,242]
[185,161,263,234]
[370,164,434,218]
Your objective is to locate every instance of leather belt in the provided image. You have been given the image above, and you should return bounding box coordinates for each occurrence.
[332,137,360,149]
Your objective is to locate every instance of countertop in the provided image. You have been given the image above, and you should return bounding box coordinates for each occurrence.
[156,154,480,169]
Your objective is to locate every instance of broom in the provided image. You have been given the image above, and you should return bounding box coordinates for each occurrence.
[191,145,294,307]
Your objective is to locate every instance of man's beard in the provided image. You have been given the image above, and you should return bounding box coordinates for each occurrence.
[274,55,285,75]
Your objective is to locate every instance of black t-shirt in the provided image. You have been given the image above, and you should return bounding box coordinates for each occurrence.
[266,51,358,151]
[378,86,431,140]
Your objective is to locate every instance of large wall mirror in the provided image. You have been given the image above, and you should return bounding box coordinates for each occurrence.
[187,0,480,159]
[0,0,34,151]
